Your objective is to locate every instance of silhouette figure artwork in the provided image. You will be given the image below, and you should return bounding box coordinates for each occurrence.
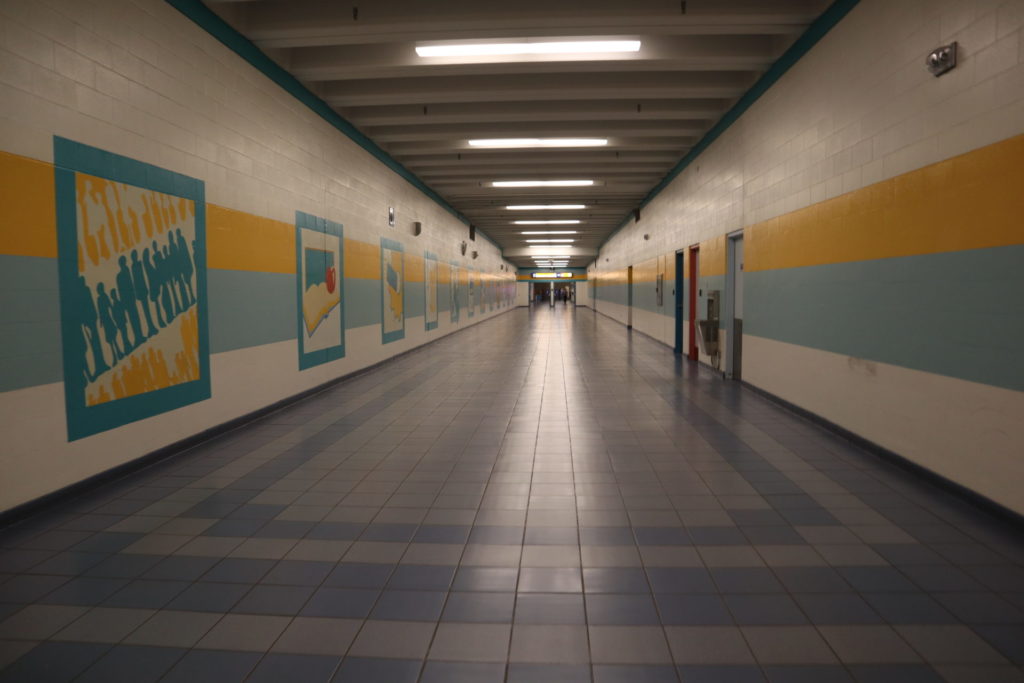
[67,172,203,408]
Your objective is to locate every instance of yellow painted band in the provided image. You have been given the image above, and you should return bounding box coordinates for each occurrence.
[345,239,380,279]
[207,204,294,273]
[0,151,57,258]
[700,235,727,276]
[406,252,424,283]
[746,134,1024,272]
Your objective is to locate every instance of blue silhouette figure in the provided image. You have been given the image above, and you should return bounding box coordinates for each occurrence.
[110,288,133,354]
[155,247,175,322]
[143,246,166,328]
[75,275,109,379]
[131,250,157,337]
[176,229,196,304]
[95,283,124,362]
[116,254,145,346]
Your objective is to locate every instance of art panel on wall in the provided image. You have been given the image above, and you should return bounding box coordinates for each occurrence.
[467,268,475,318]
[381,238,405,344]
[54,137,210,441]
[296,211,344,370]
[450,262,460,324]
[424,251,439,331]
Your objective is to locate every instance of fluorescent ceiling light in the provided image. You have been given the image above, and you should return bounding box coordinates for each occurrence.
[520,231,578,235]
[507,204,586,210]
[493,180,593,188]
[513,220,580,225]
[416,40,641,58]
[469,138,606,148]
[526,239,574,243]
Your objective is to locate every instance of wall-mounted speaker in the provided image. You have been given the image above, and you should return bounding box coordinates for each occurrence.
[412,221,422,236]
[469,224,476,241]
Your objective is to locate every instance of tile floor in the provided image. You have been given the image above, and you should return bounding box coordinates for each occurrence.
[1,305,1022,682]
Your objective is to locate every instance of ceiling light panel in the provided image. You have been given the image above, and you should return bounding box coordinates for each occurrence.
[513,220,580,225]
[506,205,586,210]
[415,41,641,58]
[493,180,594,187]
[525,239,574,243]
[520,231,578,235]
[469,138,606,148]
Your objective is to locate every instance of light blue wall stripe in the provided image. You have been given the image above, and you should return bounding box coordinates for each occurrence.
[744,245,1024,393]
[406,281,425,319]
[208,269,293,353]
[345,278,382,329]
[0,255,62,392]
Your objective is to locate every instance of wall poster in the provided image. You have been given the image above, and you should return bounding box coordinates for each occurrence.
[296,211,344,370]
[381,238,405,344]
[424,251,439,331]
[54,137,210,440]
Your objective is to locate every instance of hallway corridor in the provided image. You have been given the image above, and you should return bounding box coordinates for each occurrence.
[1,306,1022,683]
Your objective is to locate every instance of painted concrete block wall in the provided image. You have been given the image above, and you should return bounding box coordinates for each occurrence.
[0,0,515,512]
[593,0,1024,513]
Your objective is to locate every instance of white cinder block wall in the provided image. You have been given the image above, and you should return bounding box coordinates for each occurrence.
[0,0,516,511]
[592,0,1024,513]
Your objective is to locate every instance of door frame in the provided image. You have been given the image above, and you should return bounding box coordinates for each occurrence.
[673,251,685,354]
[687,246,699,360]
[725,231,743,379]
[626,265,634,328]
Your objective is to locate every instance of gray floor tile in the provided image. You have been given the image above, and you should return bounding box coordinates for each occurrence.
[2,308,1024,681]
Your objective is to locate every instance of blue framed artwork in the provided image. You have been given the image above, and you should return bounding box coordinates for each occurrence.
[54,137,210,441]
[381,237,405,344]
[450,262,460,324]
[424,251,439,331]
[296,211,344,370]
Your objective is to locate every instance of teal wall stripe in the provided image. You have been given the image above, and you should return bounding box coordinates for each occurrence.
[406,281,425,319]
[162,0,502,253]
[209,269,293,354]
[345,278,382,330]
[0,255,62,392]
[744,245,1024,393]
[600,0,861,248]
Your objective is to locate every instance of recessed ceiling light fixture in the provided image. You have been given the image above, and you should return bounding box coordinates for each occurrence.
[493,180,594,188]
[506,204,586,210]
[469,138,607,148]
[526,239,574,243]
[416,40,641,58]
[513,220,581,225]
[520,230,578,235]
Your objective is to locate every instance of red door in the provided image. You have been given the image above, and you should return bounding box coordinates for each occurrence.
[688,247,699,360]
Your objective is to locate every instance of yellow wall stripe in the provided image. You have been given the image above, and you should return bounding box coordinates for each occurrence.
[207,204,294,273]
[345,239,380,280]
[700,235,727,276]
[746,134,1024,272]
[0,151,57,258]
[405,252,424,283]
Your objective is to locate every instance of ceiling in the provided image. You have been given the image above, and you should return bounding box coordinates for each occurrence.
[206,0,834,268]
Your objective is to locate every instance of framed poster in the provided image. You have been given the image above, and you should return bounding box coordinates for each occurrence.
[424,251,439,331]
[381,238,405,344]
[54,137,210,440]
[296,211,344,369]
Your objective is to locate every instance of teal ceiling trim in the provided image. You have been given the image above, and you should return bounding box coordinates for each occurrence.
[163,0,502,253]
[599,0,861,250]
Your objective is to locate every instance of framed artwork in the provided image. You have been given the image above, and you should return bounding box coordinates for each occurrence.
[424,251,439,331]
[381,238,405,344]
[54,137,210,440]
[296,211,344,369]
